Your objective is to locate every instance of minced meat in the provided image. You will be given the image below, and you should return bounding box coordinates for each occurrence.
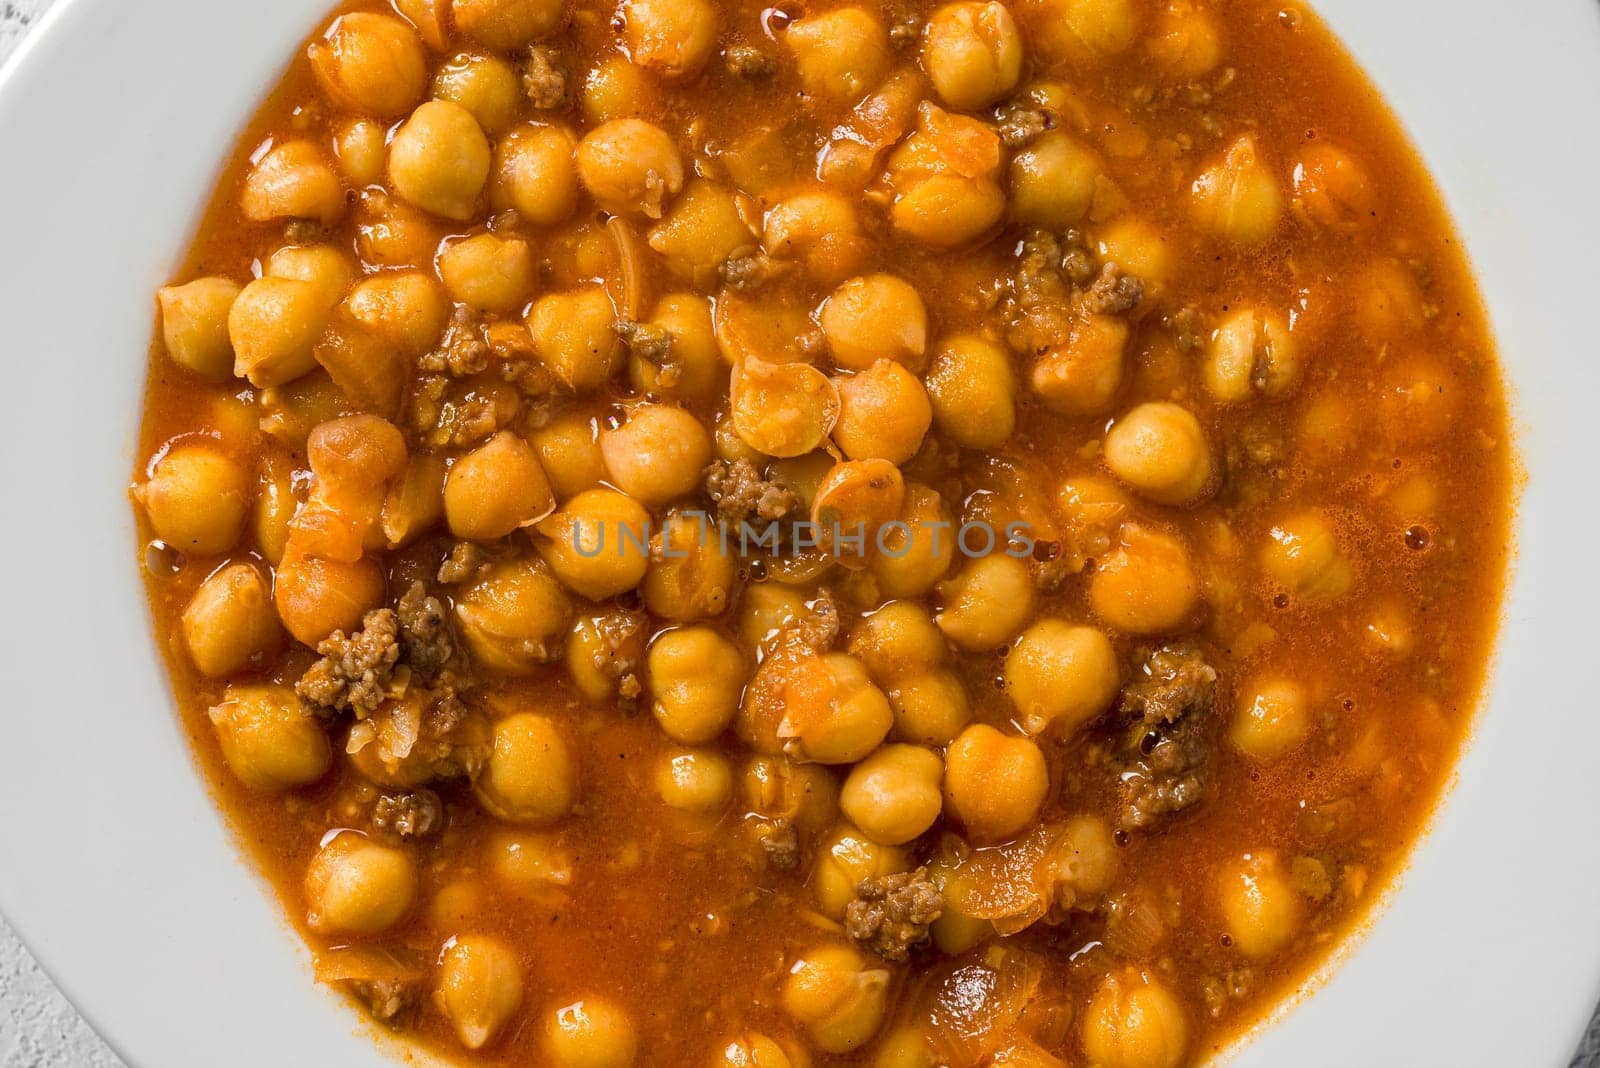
[1080,262,1145,317]
[703,458,799,527]
[396,582,454,681]
[724,43,776,78]
[372,789,443,839]
[1109,643,1219,830]
[1121,642,1217,725]
[296,608,402,717]
[718,249,782,291]
[522,45,568,109]
[845,868,943,961]
[437,541,489,585]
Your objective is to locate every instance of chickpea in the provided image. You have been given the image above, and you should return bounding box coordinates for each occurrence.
[492,123,580,224]
[869,483,956,599]
[1380,356,1462,446]
[565,610,647,703]
[1090,524,1199,635]
[780,653,894,765]
[1081,968,1189,1068]
[181,562,280,677]
[1204,306,1301,402]
[1353,260,1426,338]
[433,52,522,135]
[600,405,712,505]
[717,1032,804,1068]
[274,551,386,646]
[812,824,909,917]
[924,333,1015,449]
[535,489,652,600]
[475,713,579,824]
[490,831,575,892]
[1095,217,1173,295]
[1104,402,1214,506]
[1231,678,1311,761]
[783,944,891,1053]
[646,179,759,287]
[1032,314,1129,417]
[830,361,933,465]
[922,2,1022,110]
[254,454,297,566]
[1024,0,1139,64]
[849,602,946,683]
[157,277,240,380]
[452,0,565,49]
[438,233,535,313]
[309,13,426,118]
[532,408,608,499]
[888,671,971,746]
[935,555,1035,651]
[627,294,722,400]
[1293,142,1375,230]
[355,188,447,267]
[304,833,417,935]
[840,745,943,846]
[738,585,810,656]
[1191,134,1282,244]
[207,685,331,792]
[394,0,449,48]
[730,359,842,459]
[241,140,345,225]
[1009,131,1102,229]
[575,119,684,218]
[655,748,734,815]
[763,190,868,284]
[528,287,624,391]
[642,513,738,621]
[621,0,720,79]
[228,276,330,388]
[1262,511,1353,600]
[582,58,657,125]
[265,245,356,309]
[445,431,556,541]
[455,558,574,674]
[1217,851,1301,958]
[435,935,525,1051]
[811,459,905,565]
[136,444,249,555]
[785,8,890,102]
[943,724,1048,843]
[389,100,492,221]
[820,275,928,373]
[1005,621,1119,737]
[1146,1,1221,78]
[885,105,1005,247]
[543,997,639,1068]
[334,119,388,185]
[345,272,448,358]
[873,1026,936,1068]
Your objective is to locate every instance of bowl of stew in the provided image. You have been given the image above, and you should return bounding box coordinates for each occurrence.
[1,0,1598,1065]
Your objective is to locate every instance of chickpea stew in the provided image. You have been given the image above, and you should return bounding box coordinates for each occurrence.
[132,0,1513,1064]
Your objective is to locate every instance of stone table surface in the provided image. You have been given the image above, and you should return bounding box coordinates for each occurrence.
[0,0,1596,1065]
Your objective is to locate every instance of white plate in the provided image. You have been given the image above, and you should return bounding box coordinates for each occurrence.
[0,1,1597,1065]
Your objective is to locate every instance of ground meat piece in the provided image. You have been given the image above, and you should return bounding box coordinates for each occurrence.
[845,868,943,961]
[351,979,421,1025]
[437,541,489,585]
[283,218,326,244]
[994,102,1051,148]
[1166,304,1205,351]
[522,45,567,109]
[396,581,454,681]
[615,318,680,387]
[888,11,923,47]
[796,588,840,652]
[1117,719,1209,831]
[704,458,799,527]
[724,43,776,78]
[1121,643,1217,725]
[575,610,647,707]
[372,789,443,839]
[759,818,800,872]
[418,307,489,377]
[296,608,402,717]
[1079,262,1145,317]
[718,249,782,291]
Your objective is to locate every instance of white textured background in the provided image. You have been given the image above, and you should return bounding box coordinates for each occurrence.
[0,0,1595,1065]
